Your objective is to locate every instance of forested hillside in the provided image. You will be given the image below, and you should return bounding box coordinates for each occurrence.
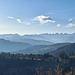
[0,52,75,75]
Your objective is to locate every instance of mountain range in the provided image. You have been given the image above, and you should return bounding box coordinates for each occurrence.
[0,39,31,52]
[51,43,75,55]
[0,33,75,43]
[13,43,71,54]
[0,33,75,54]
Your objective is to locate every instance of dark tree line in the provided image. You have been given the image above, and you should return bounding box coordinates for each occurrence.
[0,52,75,75]
[35,52,75,75]
[0,52,52,60]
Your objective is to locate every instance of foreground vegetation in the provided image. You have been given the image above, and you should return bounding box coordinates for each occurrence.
[0,52,75,75]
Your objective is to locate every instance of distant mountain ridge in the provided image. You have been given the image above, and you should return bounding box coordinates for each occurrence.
[0,39,31,52]
[14,43,71,54]
[0,33,75,53]
[10,38,53,46]
[0,34,53,46]
[0,33,75,43]
[51,43,75,55]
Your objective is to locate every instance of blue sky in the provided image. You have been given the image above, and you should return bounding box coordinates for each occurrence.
[0,0,75,35]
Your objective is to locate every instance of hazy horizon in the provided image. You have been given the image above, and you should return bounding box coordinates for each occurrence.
[0,32,75,36]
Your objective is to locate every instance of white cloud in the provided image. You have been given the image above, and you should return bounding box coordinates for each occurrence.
[7,16,31,25]
[57,24,61,27]
[67,23,75,27]
[17,19,21,23]
[8,16,15,19]
[68,19,73,22]
[17,19,31,25]
[33,15,55,24]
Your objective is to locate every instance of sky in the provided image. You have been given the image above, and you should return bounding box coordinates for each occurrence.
[0,0,75,35]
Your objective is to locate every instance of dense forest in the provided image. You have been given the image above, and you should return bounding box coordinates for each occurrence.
[0,52,75,75]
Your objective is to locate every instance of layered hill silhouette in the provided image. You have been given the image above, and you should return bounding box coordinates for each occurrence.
[51,43,75,55]
[0,39,31,52]
[0,33,75,43]
[0,34,53,46]
[0,33,75,54]
[15,43,70,54]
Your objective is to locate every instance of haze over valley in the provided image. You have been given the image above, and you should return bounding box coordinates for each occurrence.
[0,33,74,54]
